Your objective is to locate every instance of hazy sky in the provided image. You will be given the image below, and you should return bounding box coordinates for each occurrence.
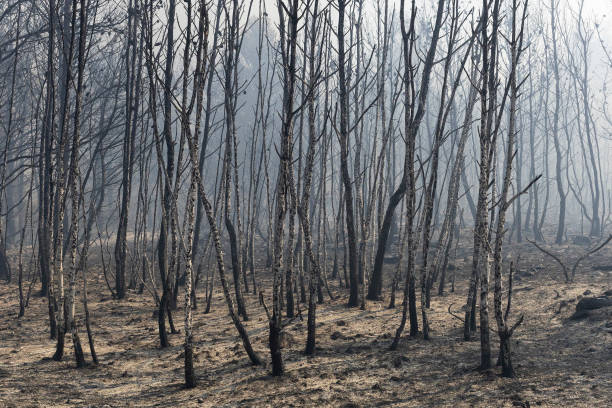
[257,0,612,40]
[253,0,612,79]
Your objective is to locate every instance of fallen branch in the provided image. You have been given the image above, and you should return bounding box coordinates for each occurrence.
[528,234,612,282]
[571,234,612,281]
[448,303,465,322]
[259,291,271,321]
[527,239,569,282]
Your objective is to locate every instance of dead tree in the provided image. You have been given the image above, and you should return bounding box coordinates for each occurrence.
[529,235,612,283]
[184,97,263,368]
[434,62,480,297]
[300,0,326,355]
[491,0,529,378]
[179,0,210,388]
[65,0,88,368]
[464,0,505,371]
[391,0,418,348]
[52,0,78,361]
[549,0,566,244]
[565,0,604,238]
[419,0,473,335]
[336,0,360,307]
[220,0,252,321]
[369,0,447,303]
[114,0,143,300]
[191,0,224,282]
[391,0,447,349]
[154,0,177,348]
[267,0,300,376]
[40,0,57,339]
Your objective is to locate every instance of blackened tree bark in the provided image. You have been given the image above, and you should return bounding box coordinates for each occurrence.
[300,0,324,355]
[267,0,299,376]
[336,0,360,307]
[65,0,88,368]
[492,0,528,378]
[368,0,447,302]
[114,0,143,300]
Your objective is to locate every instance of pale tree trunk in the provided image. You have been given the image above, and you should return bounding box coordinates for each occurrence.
[52,0,77,361]
[64,0,88,368]
[179,0,209,388]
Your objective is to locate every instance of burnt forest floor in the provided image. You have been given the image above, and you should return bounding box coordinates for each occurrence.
[0,238,611,407]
